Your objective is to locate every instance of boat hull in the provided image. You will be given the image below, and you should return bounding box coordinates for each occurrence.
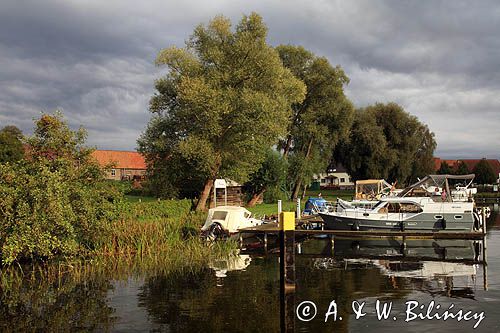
[319,213,474,232]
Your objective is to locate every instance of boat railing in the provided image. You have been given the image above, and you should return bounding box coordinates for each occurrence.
[315,200,376,219]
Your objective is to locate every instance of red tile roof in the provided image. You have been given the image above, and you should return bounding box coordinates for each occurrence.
[91,150,146,170]
[433,157,500,175]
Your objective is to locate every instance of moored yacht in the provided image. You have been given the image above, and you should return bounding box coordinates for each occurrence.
[320,174,481,232]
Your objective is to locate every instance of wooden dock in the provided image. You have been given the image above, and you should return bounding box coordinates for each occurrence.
[239,220,486,240]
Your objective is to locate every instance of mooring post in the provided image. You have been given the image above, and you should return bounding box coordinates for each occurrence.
[278,200,283,226]
[280,211,295,333]
[296,198,301,219]
[330,235,335,256]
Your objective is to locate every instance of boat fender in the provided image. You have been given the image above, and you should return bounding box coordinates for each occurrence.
[400,221,405,232]
[473,212,481,231]
[351,221,360,231]
[441,218,446,230]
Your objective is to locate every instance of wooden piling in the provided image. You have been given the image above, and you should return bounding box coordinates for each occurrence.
[280,212,295,333]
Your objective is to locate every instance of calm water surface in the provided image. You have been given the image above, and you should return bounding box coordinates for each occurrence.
[106,203,500,332]
[1,204,499,332]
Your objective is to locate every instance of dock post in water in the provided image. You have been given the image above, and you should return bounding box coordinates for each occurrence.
[482,207,488,291]
[280,212,295,333]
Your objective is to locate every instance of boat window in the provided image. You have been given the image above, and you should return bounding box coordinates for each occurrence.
[434,215,443,220]
[387,203,400,213]
[399,203,423,213]
[244,212,251,219]
[454,215,463,220]
[212,211,228,221]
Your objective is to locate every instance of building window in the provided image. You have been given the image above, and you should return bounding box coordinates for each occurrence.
[340,178,346,183]
[111,169,116,176]
[321,179,326,183]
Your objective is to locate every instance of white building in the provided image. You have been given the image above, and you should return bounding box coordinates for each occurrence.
[312,163,354,189]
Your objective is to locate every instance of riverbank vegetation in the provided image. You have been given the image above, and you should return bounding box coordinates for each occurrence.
[0,113,236,267]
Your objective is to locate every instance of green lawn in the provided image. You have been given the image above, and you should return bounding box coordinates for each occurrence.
[247,189,355,217]
[123,189,355,216]
[246,201,301,217]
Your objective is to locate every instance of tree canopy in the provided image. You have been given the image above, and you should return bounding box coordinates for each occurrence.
[335,103,436,185]
[473,159,497,184]
[243,149,288,206]
[0,125,24,163]
[437,161,453,175]
[138,13,305,210]
[455,161,470,175]
[276,45,354,198]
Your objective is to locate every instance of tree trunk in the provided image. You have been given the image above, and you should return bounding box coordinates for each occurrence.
[196,178,214,211]
[291,178,302,200]
[282,135,293,157]
[301,183,308,199]
[291,138,314,200]
[247,189,265,207]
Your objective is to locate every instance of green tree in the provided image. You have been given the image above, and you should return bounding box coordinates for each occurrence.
[243,149,287,207]
[334,109,390,181]
[473,158,496,184]
[336,103,436,184]
[437,161,453,175]
[0,112,120,264]
[276,45,354,199]
[139,13,305,210]
[0,125,24,163]
[455,160,470,175]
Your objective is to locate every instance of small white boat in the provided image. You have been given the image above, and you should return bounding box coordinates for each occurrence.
[201,206,263,241]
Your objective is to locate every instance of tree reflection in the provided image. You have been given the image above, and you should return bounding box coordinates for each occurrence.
[0,270,115,332]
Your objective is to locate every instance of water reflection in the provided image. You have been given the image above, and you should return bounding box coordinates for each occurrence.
[0,271,115,332]
[209,253,251,282]
[0,204,498,332]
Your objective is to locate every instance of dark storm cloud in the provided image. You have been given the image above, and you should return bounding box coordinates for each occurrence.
[0,0,498,157]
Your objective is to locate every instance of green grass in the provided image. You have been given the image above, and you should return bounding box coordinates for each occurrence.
[247,189,355,217]
[305,189,354,201]
[247,201,301,217]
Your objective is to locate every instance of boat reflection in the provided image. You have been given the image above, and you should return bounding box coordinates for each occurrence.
[309,237,484,299]
[209,252,252,286]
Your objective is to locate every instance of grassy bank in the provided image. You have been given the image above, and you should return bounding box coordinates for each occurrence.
[247,189,354,216]
[94,199,238,268]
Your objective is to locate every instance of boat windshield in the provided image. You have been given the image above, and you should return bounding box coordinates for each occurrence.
[371,201,386,210]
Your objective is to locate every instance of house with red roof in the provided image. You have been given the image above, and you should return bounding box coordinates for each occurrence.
[91,150,146,181]
[433,157,500,183]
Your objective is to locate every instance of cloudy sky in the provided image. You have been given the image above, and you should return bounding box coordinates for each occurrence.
[1,0,499,158]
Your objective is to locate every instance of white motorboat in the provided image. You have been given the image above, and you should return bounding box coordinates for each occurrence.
[201,206,263,240]
[320,174,481,232]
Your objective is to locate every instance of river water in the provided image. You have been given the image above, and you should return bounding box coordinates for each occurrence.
[1,203,499,332]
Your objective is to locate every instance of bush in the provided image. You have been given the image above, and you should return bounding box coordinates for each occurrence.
[0,113,121,265]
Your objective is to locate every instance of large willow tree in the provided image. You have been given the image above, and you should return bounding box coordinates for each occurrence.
[335,103,436,185]
[139,13,305,210]
[276,45,354,199]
